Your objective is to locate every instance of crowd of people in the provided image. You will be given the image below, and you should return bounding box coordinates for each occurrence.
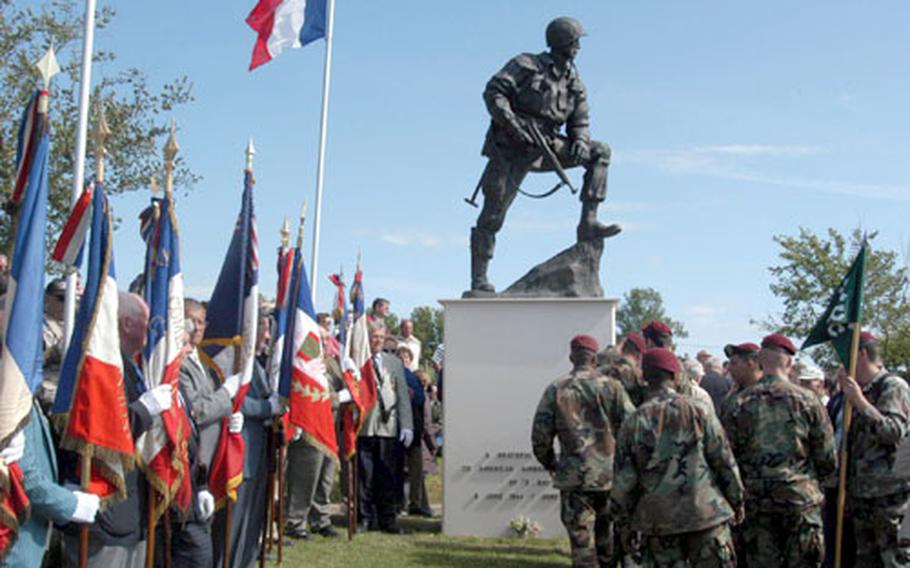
[532,320,910,567]
[2,282,443,567]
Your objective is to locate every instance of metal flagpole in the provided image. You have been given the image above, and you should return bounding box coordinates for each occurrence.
[308,0,337,304]
[64,0,98,353]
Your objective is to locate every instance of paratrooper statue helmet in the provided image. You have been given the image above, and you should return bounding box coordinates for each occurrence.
[546,17,586,48]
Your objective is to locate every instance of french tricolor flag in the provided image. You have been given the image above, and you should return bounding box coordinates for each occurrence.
[246,0,327,70]
[52,182,135,501]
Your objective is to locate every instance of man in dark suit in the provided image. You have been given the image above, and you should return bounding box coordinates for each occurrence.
[357,320,414,533]
[700,355,732,414]
[61,292,171,567]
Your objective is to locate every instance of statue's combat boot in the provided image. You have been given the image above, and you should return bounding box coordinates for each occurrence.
[469,228,496,295]
[576,202,621,241]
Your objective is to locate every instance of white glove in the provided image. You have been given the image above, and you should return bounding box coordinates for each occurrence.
[268,393,283,416]
[292,428,303,442]
[0,431,25,464]
[138,384,172,417]
[222,373,241,398]
[341,357,360,380]
[399,428,414,448]
[337,388,352,404]
[70,491,100,523]
[228,412,244,434]
[197,489,215,521]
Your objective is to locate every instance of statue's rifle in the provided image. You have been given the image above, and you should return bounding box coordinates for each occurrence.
[523,118,578,196]
[463,116,577,208]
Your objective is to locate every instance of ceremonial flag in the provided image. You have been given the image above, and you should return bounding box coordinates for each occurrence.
[340,265,377,459]
[202,170,259,506]
[801,240,868,369]
[0,89,51,558]
[51,184,91,268]
[282,252,337,457]
[269,246,294,394]
[246,0,327,70]
[52,181,134,501]
[328,272,347,350]
[136,196,193,520]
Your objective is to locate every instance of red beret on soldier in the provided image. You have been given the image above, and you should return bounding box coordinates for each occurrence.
[760,333,797,355]
[642,347,680,374]
[570,334,600,354]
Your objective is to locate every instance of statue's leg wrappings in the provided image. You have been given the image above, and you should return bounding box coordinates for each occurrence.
[469,157,525,292]
[577,142,621,241]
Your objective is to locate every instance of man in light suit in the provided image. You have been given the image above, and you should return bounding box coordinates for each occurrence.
[174,299,242,566]
[357,320,414,533]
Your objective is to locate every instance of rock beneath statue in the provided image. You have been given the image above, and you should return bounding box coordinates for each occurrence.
[501,238,605,298]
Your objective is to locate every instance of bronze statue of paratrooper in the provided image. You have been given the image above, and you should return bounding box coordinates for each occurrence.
[466,17,621,296]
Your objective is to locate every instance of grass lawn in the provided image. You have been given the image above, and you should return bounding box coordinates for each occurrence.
[268,524,571,568]
[270,470,572,567]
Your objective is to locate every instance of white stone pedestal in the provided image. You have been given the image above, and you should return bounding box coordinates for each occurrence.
[439,297,618,538]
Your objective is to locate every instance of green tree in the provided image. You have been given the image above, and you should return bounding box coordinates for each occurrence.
[409,306,444,369]
[0,1,197,256]
[765,227,910,373]
[616,287,688,339]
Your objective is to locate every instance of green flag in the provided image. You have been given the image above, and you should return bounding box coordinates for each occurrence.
[801,240,868,368]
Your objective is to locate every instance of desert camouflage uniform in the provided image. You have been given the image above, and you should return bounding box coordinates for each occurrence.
[720,373,836,567]
[532,366,634,567]
[844,369,910,567]
[612,386,743,567]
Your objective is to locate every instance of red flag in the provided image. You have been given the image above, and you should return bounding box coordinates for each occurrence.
[341,359,377,460]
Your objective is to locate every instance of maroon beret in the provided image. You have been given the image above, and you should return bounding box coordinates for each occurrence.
[623,332,646,354]
[642,320,673,340]
[570,334,599,353]
[642,348,680,374]
[860,331,878,344]
[723,342,760,358]
[761,333,797,355]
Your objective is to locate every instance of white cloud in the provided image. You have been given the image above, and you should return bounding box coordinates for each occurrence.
[378,231,464,248]
[627,144,910,202]
[691,144,822,157]
[686,304,726,318]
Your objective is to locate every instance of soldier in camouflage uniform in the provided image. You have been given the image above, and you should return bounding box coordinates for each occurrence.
[642,320,715,411]
[532,334,634,567]
[720,333,836,567]
[599,332,646,407]
[468,17,620,294]
[838,331,910,566]
[612,347,744,567]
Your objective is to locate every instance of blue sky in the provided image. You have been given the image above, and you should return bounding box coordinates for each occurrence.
[56,1,910,355]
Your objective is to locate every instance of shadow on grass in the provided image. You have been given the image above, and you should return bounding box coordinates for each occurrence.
[329,513,442,534]
[409,540,569,568]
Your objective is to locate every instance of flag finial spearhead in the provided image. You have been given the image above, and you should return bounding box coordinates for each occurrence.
[35,46,61,112]
[164,121,179,197]
[245,138,256,171]
[296,199,307,248]
[356,248,361,272]
[280,217,291,249]
[93,105,111,182]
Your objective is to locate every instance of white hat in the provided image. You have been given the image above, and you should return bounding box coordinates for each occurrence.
[797,363,825,382]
